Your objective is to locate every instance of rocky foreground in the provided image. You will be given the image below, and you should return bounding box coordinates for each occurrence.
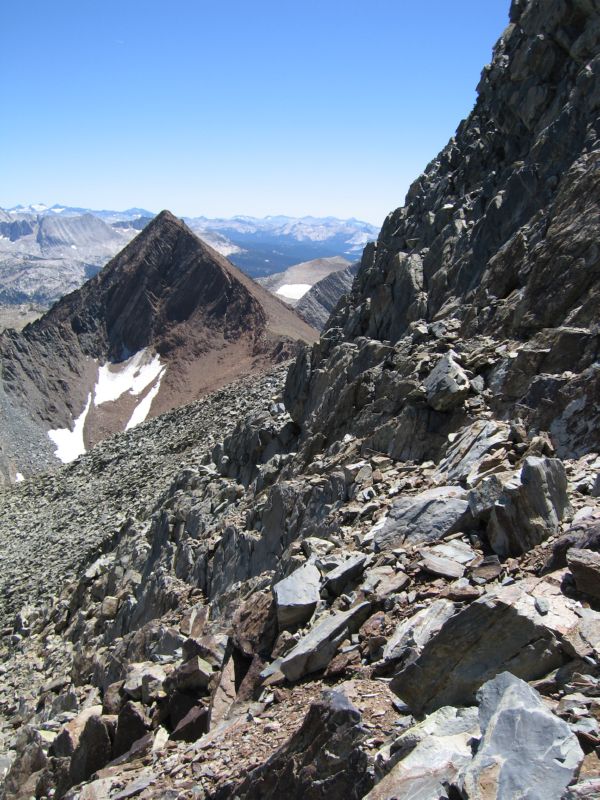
[2,0,600,798]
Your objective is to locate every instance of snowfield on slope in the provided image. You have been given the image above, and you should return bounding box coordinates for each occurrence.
[48,393,92,463]
[276,283,312,300]
[47,349,166,463]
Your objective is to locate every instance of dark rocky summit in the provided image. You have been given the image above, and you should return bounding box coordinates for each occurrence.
[0,211,317,482]
[2,1,600,798]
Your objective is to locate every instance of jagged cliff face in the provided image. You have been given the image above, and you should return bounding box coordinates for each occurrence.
[0,212,316,480]
[286,0,600,461]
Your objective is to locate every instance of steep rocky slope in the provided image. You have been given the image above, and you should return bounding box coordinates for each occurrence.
[0,212,316,482]
[295,263,359,330]
[256,256,352,303]
[2,1,600,799]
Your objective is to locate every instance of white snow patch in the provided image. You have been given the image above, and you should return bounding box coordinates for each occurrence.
[125,370,165,430]
[276,283,312,300]
[48,393,91,464]
[15,472,24,483]
[94,349,164,406]
[70,244,77,249]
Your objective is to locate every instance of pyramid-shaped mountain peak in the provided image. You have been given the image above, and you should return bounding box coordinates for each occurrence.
[0,211,317,476]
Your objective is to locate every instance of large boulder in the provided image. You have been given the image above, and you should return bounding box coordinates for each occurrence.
[457,672,583,799]
[112,701,151,758]
[375,486,471,551]
[51,705,105,759]
[487,456,570,556]
[423,352,470,411]
[274,602,372,682]
[390,583,577,715]
[366,706,479,800]
[69,713,114,787]
[272,562,321,628]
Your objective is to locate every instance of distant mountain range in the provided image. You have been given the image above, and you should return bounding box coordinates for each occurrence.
[0,204,379,305]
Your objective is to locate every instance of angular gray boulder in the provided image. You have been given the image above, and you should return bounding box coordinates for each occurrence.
[390,584,575,715]
[375,486,471,551]
[276,602,371,682]
[366,706,479,800]
[272,562,321,628]
[423,352,470,411]
[457,672,583,800]
[487,456,570,556]
[383,598,456,663]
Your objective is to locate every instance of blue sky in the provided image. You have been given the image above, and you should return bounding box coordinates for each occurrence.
[2,1,510,225]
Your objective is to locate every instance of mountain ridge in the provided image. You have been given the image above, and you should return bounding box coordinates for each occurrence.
[2,2,600,798]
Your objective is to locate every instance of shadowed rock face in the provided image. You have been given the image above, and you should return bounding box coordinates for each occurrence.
[0,211,317,479]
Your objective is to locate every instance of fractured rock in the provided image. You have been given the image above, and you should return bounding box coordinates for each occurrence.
[113,701,151,758]
[375,486,471,551]
[435,420,510,484]
[170,702,210,742]
[457,672,583,800]
[321,553,368,597]
[272,562,321,628]
[390,584,576,715]
[487,456,570,556]
[216,690,373,799]
[50,705,104,758]
[164,656,213,692]
[567,549,600,600]
[122,663,164,702]
[275,602,371,682]
[2,727,48,800]
[69,713,113,787]
[383,598,456,663]
[543,512,600,573]
[367,706,479,800]
[423,352,470,411]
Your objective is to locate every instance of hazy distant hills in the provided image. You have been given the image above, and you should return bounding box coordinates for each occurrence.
[0,204,378,306]
[0,210,140,304]
[185,214,378,277]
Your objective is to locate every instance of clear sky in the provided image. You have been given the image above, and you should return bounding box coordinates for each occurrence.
[1,1,510,225]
